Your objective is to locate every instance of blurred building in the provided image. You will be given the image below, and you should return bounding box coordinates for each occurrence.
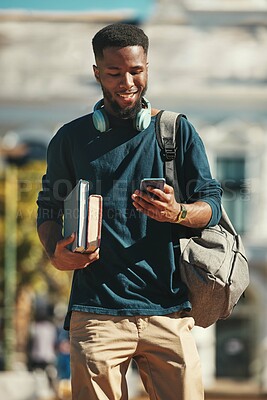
[0,0,267,394]
[149,0,267,392]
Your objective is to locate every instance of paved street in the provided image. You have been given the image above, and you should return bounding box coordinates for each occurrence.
[131,378,267,400]
[133,396,267,400]
[1,370,266,400]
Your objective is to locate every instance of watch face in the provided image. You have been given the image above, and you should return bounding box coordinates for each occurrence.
[181,205,187,219]
[176,205,187,223]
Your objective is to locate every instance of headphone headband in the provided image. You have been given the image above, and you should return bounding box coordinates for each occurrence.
[92,97,151,133]
[94,97,150,111]
[93,99,104,111]
[141,97,150,110]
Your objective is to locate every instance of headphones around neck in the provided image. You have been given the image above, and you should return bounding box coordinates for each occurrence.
[92,97,151,133]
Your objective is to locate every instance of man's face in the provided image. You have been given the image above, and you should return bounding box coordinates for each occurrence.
[93,46,148,119]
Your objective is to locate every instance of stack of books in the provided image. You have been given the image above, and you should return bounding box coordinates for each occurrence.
[64,179,102,253]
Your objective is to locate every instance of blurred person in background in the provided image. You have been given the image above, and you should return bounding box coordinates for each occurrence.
[37,23,222,400]
[27,303,57,393]
[56,329,71,400]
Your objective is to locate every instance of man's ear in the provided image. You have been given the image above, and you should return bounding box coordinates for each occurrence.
[93,65,100,82]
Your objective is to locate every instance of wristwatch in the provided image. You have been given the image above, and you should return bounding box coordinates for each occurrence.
[176,204,187,223]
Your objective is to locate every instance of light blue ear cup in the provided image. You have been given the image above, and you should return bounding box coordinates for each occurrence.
[134,97,151,131]
[92,97,151,132]
[92,99,110,133]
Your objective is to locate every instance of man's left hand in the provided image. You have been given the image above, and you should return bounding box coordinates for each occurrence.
[132,183,180,223]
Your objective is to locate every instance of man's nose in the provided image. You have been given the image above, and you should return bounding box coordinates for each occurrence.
[120,73,134,89]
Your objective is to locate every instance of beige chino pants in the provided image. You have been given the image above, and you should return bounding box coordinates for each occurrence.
[70,311,204,400]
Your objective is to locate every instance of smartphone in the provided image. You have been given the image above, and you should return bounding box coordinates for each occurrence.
[140,178,166,198]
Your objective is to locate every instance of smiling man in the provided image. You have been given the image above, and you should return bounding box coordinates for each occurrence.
[92,25,148,120]
[37,23,222,400]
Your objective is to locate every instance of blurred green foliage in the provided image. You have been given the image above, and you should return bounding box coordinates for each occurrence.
[0,161,72,310]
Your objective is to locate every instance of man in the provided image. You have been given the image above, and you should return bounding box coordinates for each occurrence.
[37,23,222,400]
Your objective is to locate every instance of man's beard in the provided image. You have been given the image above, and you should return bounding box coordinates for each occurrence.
[101,85,148,120]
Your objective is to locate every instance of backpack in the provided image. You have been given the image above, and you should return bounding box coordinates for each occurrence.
[155,110,250,328]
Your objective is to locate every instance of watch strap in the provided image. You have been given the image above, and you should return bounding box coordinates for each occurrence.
[176,204,187,223]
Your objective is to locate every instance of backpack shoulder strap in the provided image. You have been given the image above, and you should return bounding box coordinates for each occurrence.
[156,112,240,239]
[220,206,238,236]
[155,110,186,202]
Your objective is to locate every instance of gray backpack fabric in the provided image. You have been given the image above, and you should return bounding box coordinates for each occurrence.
[155,110,250,328]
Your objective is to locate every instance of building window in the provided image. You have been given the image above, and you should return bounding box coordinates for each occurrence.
[216,157,247,233]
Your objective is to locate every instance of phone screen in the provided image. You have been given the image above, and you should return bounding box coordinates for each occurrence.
[140,178,165,196]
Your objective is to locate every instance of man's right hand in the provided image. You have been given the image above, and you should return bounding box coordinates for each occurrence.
[37,220,100,271]
[50,233,100,271]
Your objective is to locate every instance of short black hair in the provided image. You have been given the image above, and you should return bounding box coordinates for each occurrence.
[92,23,149,60]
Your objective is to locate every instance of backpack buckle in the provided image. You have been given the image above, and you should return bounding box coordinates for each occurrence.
[163,138,176,161]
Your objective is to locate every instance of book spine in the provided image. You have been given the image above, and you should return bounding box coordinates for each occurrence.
[72,180,89,253]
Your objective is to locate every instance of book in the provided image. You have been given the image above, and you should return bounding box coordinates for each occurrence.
[63,180,103,253]
[85,194,103,253]
[64,179,90,252]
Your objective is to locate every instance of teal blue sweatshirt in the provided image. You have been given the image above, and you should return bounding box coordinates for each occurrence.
[37,113,222,329]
